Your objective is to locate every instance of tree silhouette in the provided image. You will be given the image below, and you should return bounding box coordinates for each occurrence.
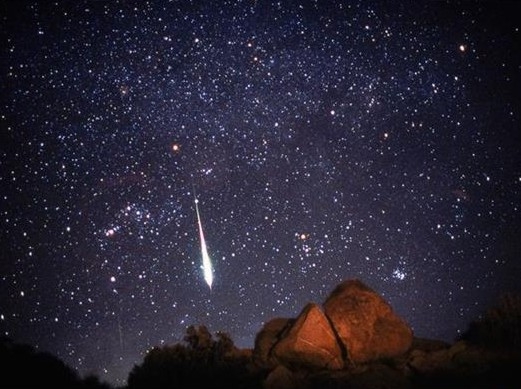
[127,325,262,389]
[0,337,111,388]
[459,292,521,350]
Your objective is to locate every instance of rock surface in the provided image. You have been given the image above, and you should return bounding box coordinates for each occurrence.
[272,303,344,370]
[323,279,413,363]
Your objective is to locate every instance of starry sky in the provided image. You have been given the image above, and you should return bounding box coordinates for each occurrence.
[1,0,520,385]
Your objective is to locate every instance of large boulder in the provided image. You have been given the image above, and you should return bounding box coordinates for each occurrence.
[323,279,413,363]
[272,303,345,370]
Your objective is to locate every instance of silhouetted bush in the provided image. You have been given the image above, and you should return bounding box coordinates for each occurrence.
[459,292,521,350]
[0,337,111,388]
[127,325,263,389]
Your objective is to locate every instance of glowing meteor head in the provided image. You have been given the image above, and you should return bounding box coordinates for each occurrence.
[195,198,199,204]
[202,249,213,289]
[204,270,213,289]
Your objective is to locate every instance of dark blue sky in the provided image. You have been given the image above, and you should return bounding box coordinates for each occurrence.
[1,1,520,385]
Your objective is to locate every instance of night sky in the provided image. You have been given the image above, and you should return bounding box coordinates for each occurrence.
[1,1,520,385]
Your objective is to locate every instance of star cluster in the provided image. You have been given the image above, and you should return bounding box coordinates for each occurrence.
[1,1,520,385]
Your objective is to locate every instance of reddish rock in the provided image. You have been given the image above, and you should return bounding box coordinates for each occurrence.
[323,279,413,363]
[272,303,345,370]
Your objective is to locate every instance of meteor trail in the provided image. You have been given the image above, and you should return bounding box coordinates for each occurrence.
[194,194,213,289]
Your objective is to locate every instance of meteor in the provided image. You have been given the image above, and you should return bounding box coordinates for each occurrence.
[194,195,213,289]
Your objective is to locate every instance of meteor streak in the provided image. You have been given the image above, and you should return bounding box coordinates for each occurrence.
[194,195,213,289]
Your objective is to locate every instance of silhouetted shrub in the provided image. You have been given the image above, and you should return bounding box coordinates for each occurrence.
[459,293,521,350]
[0,337,111,388]
[127,325,262,389]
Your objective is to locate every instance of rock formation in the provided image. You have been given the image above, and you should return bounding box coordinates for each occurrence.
[125,278,521,389]
[323,279,413,363]
[253,279,413,372]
